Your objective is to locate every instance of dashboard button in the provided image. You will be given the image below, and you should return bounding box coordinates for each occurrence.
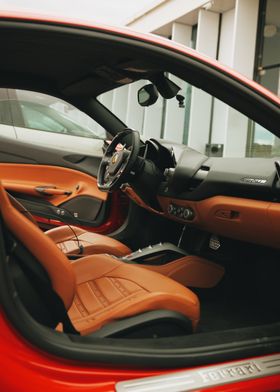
[167,203,194,221]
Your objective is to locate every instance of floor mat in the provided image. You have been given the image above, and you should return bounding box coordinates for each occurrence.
[199,303,265,333]
[197,291,278,333]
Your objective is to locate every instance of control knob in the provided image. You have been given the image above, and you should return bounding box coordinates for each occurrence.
[183,208,194,220]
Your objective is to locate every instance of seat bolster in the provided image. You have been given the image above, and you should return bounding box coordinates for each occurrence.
[0,185,76,310]
[71,254,122,283]
[78,232,131,256]
[45,225,86,243]
[46,226,131,257]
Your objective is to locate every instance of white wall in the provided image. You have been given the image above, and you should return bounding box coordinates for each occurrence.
[211,8,235,147]
[188,1,259,157]
[187,9,220,153]
[142,96,164,139]
[223,0,259,157]
[112,85,129,122]
[126,81,146,132]
[127,0,208,33]
[164,22,192,143]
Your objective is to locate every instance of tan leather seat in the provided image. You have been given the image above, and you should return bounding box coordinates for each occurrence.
[8,193,131,257]
[1,184,200,334]
[69,254,199,334]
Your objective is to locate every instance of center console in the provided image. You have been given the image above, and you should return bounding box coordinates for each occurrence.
[120,242,225,289]
[121,242,189,265]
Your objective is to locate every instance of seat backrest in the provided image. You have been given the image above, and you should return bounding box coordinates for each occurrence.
[0,182,75,310]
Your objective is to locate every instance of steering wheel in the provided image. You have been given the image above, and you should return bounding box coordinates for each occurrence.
[97,129,140,191]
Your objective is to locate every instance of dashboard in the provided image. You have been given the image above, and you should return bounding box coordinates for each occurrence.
[123,138,280,249]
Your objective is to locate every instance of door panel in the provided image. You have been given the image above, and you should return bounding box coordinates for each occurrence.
[0,164,107,205]
[0,137,127,234]
[0,163,109,228]
[13,194,107,230]
[0,83,127,233]
[0,135,102,174]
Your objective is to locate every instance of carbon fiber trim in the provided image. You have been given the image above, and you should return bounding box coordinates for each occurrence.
[116,353,280,391]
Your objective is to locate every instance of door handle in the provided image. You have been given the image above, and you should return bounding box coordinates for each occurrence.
[3,181,72,196]
[35,186,72,196]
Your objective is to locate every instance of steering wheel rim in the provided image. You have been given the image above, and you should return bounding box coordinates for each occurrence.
[97,129,140,191]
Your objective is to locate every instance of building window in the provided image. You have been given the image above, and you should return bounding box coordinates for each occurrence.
[248,0,280,157]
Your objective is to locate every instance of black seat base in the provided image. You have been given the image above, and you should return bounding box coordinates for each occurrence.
[87,310,193,339]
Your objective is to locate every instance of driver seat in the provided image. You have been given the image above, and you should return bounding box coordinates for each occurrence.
[1,184,200,336]
[8,194,131,258]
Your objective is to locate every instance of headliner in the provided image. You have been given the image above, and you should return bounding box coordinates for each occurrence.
[0,25,152,99]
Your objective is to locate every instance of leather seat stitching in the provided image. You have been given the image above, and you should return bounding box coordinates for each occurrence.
[72,291,147,322]
[109,277,130,297]
[107,273,152,293]
[88,280,110,308]
[73,293,89,317]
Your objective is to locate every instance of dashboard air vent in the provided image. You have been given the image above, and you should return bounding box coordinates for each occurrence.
[188,165,210,191]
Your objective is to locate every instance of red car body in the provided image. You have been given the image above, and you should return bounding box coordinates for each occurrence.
[0,11,279,392]
[1,309,280,391]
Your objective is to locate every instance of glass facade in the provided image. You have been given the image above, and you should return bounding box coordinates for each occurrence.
[250,0,280,157]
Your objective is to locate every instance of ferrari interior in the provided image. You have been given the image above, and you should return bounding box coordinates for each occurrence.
[0,17,279,367]
[2,126,280,340]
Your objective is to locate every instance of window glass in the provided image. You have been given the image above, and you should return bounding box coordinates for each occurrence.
[98,76,279,158]
[256,0,280,96]
[0,88,106,156]
[20,103,67,134]
[252,0,280,156]
[0,88,106,139]
[19,102,99,138]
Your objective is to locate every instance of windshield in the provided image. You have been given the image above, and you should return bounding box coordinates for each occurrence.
[98,74,280,158]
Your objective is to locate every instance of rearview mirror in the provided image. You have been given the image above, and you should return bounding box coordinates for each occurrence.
[137,84,159,107]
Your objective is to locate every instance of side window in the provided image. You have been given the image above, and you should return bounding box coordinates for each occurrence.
[19,103,67,134]
[19,102,103,138]
[0,88,107,156]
